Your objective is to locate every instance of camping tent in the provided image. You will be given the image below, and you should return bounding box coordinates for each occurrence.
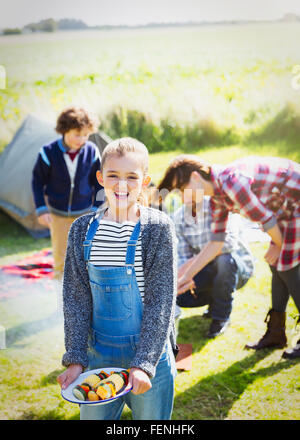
[0,114,112,238]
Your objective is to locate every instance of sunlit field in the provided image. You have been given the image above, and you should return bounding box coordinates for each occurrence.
[0,22,300,421]
[0,145,299,421]
[1,22,300,152]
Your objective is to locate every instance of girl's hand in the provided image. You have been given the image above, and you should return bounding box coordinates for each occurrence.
[264,243,281,266]
[177,274,195,295]
[38,213,52,227]
[125,367,152,395]
[57,364,83,390]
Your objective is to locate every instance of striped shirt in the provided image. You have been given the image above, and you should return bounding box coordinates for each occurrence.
[173,197,254,279]
[88,217,145,299]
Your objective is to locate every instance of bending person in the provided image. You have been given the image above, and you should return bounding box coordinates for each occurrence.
[158,154,300,359]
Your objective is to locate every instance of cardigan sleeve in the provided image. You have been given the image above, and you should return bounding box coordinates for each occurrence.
[61,216,93,369]
[130,219,177,378]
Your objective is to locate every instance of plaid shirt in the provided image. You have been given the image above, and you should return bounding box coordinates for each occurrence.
[173,197,254,280]
[210,156,300,271]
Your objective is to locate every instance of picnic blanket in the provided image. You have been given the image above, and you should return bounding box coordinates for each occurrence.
[0,249,55,300]
[0,248,54,280]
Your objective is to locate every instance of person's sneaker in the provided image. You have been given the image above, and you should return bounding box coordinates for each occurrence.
[207,319,230,338]
[282,340,300,360]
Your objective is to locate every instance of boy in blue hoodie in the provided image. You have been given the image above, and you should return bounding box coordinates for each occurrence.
[32,106,104,279]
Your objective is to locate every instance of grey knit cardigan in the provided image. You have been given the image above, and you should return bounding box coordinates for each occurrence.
[61,206,178,378]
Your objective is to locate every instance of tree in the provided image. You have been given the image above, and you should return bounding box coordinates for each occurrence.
[3,28,22,35]
[58,19,88,30]
[24,18,58,33]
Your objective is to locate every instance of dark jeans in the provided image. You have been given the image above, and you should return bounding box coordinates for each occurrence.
[270,264,300,313]
[176,253,241,321]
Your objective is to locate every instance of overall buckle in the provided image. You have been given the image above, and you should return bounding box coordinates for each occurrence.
[126,264,133,275]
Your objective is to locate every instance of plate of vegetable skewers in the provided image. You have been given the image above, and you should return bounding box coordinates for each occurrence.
[61,367,132,405]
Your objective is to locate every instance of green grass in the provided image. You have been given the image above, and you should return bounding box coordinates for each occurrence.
[0,144,299,420]
[0,211,50,264]
[1,23,299,420]
[173,242,299,420]
[1,23,300,152]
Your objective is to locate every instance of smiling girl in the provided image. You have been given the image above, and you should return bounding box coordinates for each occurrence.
[57,137,178,420]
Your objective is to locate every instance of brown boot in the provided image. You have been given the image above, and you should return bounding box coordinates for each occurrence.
[245,309,287,350]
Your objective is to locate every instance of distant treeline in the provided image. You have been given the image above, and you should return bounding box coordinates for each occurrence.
[2,18,88,34]
[2,13,300,35]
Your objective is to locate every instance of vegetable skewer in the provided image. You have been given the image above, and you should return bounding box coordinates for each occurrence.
[72,369,130,401]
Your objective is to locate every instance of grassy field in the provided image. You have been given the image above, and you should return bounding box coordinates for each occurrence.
[0,22,299,421]
[1,23,300,152]
[0,145,299,420]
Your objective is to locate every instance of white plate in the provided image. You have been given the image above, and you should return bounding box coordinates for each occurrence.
[61,367,132,406]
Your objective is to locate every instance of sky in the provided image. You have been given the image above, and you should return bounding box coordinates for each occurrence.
[1,0,300,29]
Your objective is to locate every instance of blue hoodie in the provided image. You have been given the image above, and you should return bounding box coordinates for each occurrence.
[32,138,104,217]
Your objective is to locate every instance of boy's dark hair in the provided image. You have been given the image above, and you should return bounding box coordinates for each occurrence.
[55,106,98,134]
[157,154,212,195]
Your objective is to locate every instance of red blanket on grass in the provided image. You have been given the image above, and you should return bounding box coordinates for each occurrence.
[0,249,54,280]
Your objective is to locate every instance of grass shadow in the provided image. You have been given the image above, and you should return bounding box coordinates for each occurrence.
[16,409,79,420]
[176,311,212,353]
[40,368,65,387]
[172,350,298,420]
[6,311,62,348]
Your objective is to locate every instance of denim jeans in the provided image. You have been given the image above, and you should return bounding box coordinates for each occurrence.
[270,263,300,313]
[177,253,244,321]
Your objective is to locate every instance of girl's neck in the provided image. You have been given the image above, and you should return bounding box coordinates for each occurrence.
[104,203,140,224]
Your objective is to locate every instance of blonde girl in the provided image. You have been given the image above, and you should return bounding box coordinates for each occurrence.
[57,137,177,420]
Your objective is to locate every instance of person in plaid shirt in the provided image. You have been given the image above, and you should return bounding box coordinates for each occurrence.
[158,154,300,359]
[173,196,254,338]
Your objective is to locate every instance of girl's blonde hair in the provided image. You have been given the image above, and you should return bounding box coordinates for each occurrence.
[101,137,149,175]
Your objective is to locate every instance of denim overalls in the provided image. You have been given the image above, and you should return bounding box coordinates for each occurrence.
[80,211,176,420]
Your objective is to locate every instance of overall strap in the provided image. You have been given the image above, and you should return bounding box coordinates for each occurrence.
[83,210,105,264]
[125,221,141,273]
